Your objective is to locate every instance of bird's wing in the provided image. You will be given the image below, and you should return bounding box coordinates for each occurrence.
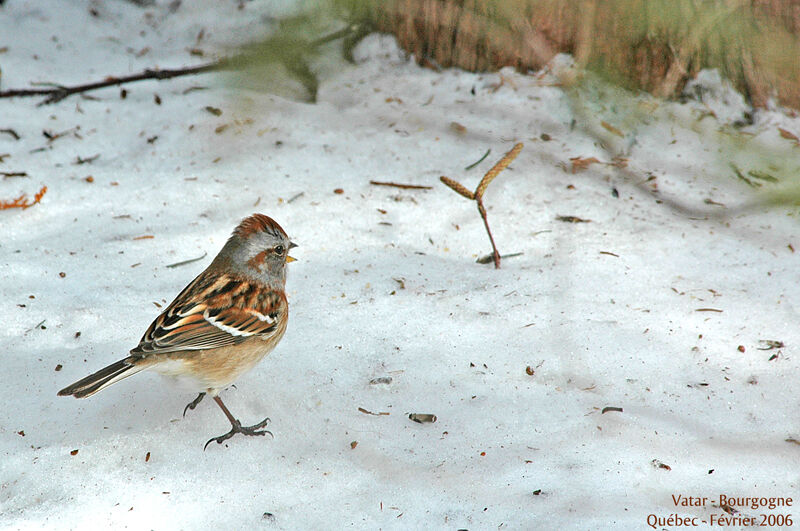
[131,271,285,355]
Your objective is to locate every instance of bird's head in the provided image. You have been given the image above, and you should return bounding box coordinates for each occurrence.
[220,213,297,287]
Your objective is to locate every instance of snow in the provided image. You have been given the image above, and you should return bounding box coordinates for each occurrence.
[1,1,798,529]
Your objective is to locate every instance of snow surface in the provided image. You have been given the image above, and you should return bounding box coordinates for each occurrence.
[1,1,798,530]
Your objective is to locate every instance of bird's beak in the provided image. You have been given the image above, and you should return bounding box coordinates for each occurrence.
[287,241,298,263]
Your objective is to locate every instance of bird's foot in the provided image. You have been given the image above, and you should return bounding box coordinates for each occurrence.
[203,417,272,450]
[183,392,206,417]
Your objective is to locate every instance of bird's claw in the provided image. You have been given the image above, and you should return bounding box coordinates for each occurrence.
[203,417,272,450]
[183,392,206,417]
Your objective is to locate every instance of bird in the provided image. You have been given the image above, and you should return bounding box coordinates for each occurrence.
[58,213,296,449]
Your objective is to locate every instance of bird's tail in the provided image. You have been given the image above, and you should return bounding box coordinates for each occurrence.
[57,356,147,398]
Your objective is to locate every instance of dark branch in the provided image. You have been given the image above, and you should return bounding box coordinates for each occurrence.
[0,61,227,105]
[0,24,365,106]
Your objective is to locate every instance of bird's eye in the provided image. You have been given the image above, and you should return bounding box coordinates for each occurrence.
[274,245,285,255]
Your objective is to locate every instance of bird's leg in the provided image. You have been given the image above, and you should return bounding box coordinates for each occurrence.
[203,395,271,450]
[183,392,205,417]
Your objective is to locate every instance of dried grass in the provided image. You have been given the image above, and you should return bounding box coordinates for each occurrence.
[340,0,800,108]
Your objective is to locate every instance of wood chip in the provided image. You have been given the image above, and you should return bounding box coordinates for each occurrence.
[569,156,601,173]
[601,120,624,137]
[651,459,671,470]
[408,413,437,423]
[358,407,389,416]
[556,215,591,223]
[449,122,467,134]
[778,127,799,143]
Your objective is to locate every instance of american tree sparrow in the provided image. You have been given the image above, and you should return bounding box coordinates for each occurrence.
[58,214,296,449]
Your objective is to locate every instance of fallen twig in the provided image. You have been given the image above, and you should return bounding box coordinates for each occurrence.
[476,251,523,264]
[369,180,433,190]
[74,154,100,165]
[0,26,363,106]
[0,128,21,140]
[556,215,591,223]
[757,340,784,350]
[43,127,80,143]
[464,148,491,170]
[358,407,390,416]
[0,186,47,210]
[182,86,208,95]
[25,319,47,334]
[287,192,304,203]
[730,163,757,188]
[1,171,28,179]
[441,143,523,268]
[570,156,602,173]
[165,251,208,269]
[0,61,225,105]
